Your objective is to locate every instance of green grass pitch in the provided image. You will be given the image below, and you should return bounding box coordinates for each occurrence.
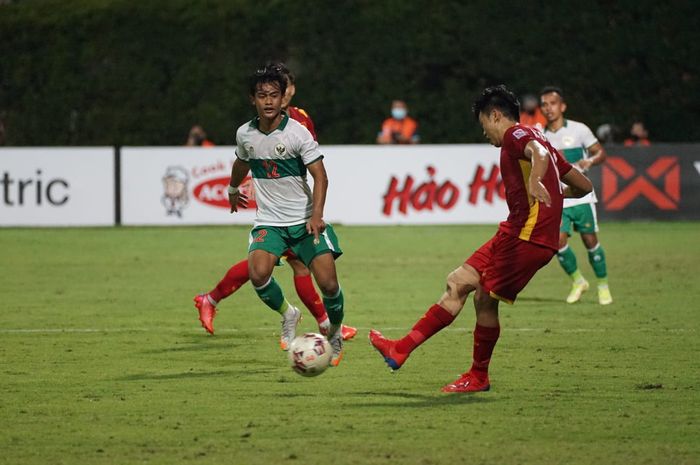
[1,223,699,465]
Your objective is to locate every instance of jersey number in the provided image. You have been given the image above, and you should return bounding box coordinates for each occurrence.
[253,229,268,243]
[262,161,280,178]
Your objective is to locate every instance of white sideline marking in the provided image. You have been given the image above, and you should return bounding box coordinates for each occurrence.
[0,327,693,334]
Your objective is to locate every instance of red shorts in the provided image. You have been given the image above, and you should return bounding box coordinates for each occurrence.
[465,231,555,304]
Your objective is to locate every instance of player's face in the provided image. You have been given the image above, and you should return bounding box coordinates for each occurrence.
[478,111,503,147]
[540,92,566,123]
[251,82,283,121]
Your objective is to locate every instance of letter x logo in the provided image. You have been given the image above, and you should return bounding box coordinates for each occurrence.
[602,157,680,210]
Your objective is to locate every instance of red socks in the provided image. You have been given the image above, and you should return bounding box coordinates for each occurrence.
[470,324,501,379]
[208,259,250,303]
[294,274,328,324]
[395,304,456,354]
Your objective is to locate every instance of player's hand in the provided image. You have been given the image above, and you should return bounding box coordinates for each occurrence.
[306,215,326,245]
[529,180,552,207]
[229,191,248,213]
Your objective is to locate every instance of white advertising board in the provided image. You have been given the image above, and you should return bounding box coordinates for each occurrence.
[0,148,114,226]
[121,147,257,226]
[120,145,507,226]
[323,145,507,225]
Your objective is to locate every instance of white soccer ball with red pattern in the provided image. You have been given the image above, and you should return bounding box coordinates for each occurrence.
[288,333,332,377]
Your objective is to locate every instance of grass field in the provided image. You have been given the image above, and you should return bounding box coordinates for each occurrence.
[1,223,699,465]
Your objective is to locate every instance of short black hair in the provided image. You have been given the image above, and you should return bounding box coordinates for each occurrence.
[472,85,520,122]
[249,63,287,96]
[540,85,565,101]
[275,62,295,85]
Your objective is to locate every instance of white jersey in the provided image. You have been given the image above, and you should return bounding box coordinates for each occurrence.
[235,113,324,226]
[544,119,598,208]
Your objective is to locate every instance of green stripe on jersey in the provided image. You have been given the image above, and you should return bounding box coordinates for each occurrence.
[561,147,585,163]
[249,157,306,179]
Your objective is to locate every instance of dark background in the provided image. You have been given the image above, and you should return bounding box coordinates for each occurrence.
[1,0,697,146]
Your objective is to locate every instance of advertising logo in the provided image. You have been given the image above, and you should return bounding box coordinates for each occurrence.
[162,166,189,217]
[193,176,256,210]
[602,156,680,210]
[382,164,504,216]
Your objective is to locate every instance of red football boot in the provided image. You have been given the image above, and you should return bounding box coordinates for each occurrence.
[368,329,409,370]
[341,324,358,341]
[194,294,217,335]
[441,371,490,393]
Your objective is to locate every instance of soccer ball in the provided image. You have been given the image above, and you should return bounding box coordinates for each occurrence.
[288,333,332,377]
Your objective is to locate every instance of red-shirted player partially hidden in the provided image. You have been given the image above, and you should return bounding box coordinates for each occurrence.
[369,85,592,392]
[194,63,357,344]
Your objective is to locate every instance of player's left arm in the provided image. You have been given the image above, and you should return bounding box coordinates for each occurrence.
[578,142,607,171]
[524,139,553,207]
[306,160,328,243]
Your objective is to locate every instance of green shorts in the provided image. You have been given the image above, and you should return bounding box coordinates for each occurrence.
[248,223,343,267]
[560,203,600,236]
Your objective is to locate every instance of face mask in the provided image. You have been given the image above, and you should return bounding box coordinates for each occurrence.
[391,107,407,120]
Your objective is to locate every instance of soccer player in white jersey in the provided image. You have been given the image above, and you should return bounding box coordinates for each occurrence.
[540,86,613,305]
[227,64,345,365]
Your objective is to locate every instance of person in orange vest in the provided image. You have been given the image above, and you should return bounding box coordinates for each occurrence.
[185,125,215,147]
[624,121,651,146]
[519,94,546,130]
[377,100,419,144]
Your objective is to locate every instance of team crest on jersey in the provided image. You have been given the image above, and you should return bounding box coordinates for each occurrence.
[512,128,528,139]
[562,135,575,146]
[275,143,286,156]
[245,145,255,156]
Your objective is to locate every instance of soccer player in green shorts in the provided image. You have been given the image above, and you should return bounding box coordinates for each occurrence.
[227,64,346,366]
[541,86,613,305]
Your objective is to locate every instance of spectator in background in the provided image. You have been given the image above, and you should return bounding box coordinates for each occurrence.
[624,121,651,146]
[185,124,215,147]
[377,100,419,144]
[595,123,617,145]
[519,93,546,130]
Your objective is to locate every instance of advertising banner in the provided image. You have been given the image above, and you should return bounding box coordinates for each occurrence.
[120,145,507,226]
[121,147,257,226]
[323,145,506,225]
[587,144,700,221]
[0,148,114,226]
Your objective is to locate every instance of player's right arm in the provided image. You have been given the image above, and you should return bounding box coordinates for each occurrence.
[227,158,250,213]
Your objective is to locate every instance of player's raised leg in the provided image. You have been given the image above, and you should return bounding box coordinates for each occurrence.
[249,249,300,351]
[369,265,477,370]
[194,258,250,334]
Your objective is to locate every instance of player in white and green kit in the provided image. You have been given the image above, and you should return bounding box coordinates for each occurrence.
[227,64,345,365]
[541,86,613,305]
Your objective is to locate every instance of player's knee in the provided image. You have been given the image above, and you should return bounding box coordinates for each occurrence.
[558,234,568,248]
[317,279,339,297]
[438,266,478,313]
[249,266,271,288]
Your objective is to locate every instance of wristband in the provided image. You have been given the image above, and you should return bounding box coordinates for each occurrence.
[227,185,239,195]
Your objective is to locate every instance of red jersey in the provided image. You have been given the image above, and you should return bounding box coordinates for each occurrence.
[287,106,317,141]
[498,124,572,251]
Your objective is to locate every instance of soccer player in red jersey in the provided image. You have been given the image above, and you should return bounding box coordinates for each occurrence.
[370,85,593,392]
[194,63,357,343]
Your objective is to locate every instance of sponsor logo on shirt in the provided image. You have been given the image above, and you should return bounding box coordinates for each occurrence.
[512,128,528,139]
